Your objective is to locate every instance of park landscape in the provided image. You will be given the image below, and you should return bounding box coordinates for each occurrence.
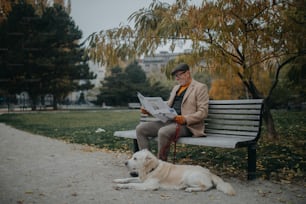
[0,1,305,203]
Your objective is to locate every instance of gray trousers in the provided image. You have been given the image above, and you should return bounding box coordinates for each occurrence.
[136,121,192,160]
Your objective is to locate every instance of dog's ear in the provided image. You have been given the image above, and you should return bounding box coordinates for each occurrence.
[145,155,153,162]
[144,154,159,170]
[139,155,154,180]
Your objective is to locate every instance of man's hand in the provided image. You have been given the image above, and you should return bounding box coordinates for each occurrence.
[174,115,186,125]
[140,107,150,115]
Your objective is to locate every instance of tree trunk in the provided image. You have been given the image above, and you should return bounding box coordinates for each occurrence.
[53,97,58,110]
[29,94,37,111]
[238,75,280,140]
[262,100,279,140]
[31,97,37,111]
[260,56,299,140]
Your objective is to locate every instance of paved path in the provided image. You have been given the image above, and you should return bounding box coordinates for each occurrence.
[0,123,305,204]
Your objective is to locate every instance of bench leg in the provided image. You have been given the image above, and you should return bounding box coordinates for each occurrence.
[247,144,257,180]
[133,139,139,153]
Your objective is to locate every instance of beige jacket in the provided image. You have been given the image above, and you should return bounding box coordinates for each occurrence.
[167,79,209,137]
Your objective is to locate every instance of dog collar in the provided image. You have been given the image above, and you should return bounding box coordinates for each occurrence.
[148,162,160,174]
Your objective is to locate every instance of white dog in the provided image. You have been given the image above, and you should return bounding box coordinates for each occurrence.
[114,149,236,196]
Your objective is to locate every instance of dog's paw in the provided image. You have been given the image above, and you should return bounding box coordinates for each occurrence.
[184,187,203,192]
[185,188,195,193]
[113,178,129,183]
[113,184,128,190]
[113,179,123,183]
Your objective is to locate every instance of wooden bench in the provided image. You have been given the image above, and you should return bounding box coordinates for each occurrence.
[114,99,264,180]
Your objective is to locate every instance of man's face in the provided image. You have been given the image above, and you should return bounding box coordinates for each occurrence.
[174,70,190,85]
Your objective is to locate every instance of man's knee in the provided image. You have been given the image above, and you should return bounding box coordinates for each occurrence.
[158,131,171,146]
[136,123,145,135]
[157,127,173,141]
[136,123,148,149]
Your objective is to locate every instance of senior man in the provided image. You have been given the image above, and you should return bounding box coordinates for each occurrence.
[136,63,209,162]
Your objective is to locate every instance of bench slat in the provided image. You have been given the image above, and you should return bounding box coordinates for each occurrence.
[208,114,261,120]
[205,129,258,137]
[208,99,264,104]
[209,104,263,110]
[207,124,259,132]
[178,136,255,148]
[114,130,136,139]
[114,130,256,148]
[208,109,262,114]
[205,119,260,126]
[140,117,160,122]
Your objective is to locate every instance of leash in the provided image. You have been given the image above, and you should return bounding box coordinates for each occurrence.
[172,123,181,163]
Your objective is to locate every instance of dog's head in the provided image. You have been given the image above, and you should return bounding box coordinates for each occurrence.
[125,149,159,179]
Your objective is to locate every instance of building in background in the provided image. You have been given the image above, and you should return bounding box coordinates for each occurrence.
[138,51,180,73]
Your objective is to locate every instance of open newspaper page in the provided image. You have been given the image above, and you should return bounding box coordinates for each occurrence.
[137,92,177,123]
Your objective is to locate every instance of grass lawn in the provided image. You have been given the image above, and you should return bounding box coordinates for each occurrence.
[0,109,305,184]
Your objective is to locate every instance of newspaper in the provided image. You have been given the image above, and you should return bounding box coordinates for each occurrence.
[137,92,177,123]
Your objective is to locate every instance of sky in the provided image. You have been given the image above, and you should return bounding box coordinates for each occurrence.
[70,0,202,52]
[70,0,174,42]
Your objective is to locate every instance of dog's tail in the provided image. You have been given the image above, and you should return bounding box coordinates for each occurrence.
[211,174,236,196]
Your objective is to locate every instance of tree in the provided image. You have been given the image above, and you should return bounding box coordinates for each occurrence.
[97,61,170,106]
[0,0,53,22]
[39,4,95,109]
[125,62,146,84]
[86,0,306,140]
[0,1,40,103]
[281,0,306,105]
[0,2,95,110]
[97,66,130,106]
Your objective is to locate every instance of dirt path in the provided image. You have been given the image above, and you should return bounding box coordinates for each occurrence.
[0,123,305,204]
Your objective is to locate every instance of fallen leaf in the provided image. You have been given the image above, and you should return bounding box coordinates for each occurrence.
[160,194,171,200]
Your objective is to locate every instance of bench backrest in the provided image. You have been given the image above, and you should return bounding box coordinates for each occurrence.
[206,99,264,143]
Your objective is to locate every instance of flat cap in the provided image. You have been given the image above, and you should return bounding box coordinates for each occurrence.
[171,63,190,75]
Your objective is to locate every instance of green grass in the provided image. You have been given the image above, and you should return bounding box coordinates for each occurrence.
[0,109,305,183]
[0,110,140,151]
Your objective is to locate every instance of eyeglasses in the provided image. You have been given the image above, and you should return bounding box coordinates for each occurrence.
[174,71,186,78]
